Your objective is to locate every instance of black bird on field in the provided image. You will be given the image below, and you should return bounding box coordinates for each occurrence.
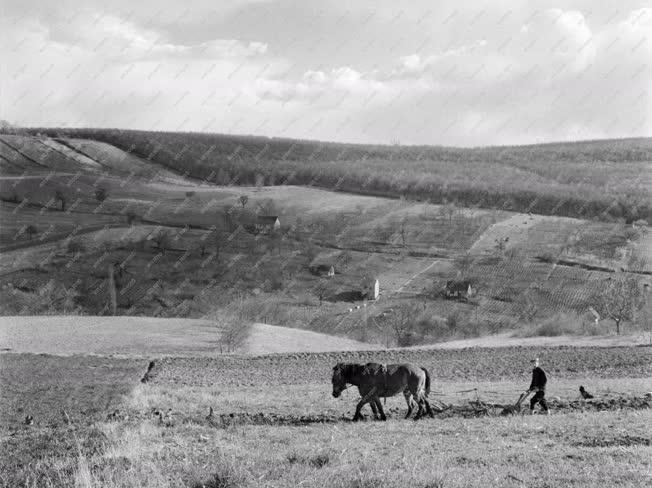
[24,415,34,425]
[579,386,594,399]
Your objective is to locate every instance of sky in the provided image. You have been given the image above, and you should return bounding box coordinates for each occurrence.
[1,0,651,146]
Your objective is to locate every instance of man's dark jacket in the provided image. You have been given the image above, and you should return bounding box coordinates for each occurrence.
[529,366,547,391]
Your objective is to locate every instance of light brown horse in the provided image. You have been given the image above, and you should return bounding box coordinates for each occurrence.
[331,362,435,421]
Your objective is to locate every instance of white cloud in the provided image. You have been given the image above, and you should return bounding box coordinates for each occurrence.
[1,2,650,145]
[41,13,268,62]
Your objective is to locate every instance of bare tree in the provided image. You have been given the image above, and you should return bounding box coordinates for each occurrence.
[55,190,66,211]
[239,195,249,208]
[95,187,108,202]
[153,230,171,255]
[315,280,327,306]
[386,304,424,347]
[212,305,253,353]
[399,217,408,248]
[592,276,644,335]
[25,225,38,240]
[126,211,138,225]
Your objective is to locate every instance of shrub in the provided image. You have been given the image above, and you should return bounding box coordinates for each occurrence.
[519,312,583,337]
[67,239,86,254]
[125,211,139,225]
[94,187,108,202]
[25,224,38,240]
[207,304,253,353]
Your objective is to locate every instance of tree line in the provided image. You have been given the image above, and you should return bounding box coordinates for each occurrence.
[19,128,652,223]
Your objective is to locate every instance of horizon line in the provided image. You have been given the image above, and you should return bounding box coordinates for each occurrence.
[4,124,651,151]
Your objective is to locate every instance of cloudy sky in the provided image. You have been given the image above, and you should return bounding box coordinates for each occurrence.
[1,0,651,146]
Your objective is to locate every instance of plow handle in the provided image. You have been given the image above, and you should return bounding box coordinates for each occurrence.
[515,389,532,407]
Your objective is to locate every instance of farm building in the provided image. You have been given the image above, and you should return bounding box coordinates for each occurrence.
[362,277,380,300]
[254,216,281,234]
[310,264,336,277]
[309,250,345,277]
[444,280,474,301]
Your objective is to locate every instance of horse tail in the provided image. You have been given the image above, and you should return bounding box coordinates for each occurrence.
[421,367,431,397]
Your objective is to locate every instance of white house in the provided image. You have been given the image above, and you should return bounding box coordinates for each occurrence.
[362,277,379,300]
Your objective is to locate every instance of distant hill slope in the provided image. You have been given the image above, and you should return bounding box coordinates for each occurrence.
[12,128,651,222]
[0,134,186,182]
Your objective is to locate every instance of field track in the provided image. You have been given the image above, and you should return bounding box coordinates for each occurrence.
[197,395,652,428]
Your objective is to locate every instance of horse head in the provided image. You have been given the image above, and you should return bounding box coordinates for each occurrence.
[331,363,348,398]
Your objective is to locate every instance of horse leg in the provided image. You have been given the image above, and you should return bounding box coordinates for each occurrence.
[423,397,435,418]
[414,391,426,420]
[353,399,367,421]
[370,398,380,420]
[403,390,415,419]
[353,388,377,421]
[375,398,387,421]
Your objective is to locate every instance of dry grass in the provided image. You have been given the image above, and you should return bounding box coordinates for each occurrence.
[3,345,651,487]
[0,316,379,356]
[54,409,652,488]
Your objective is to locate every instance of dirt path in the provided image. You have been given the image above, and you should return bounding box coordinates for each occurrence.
[392,259,439,294]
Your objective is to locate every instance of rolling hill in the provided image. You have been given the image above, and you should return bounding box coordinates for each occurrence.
[5,129,652,222]
[0,129,649,346]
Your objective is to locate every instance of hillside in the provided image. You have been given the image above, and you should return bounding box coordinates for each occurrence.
[7,129,652,222]
[0,131,650,346]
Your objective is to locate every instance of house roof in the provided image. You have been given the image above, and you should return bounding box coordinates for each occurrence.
[256,215,279,224]
[445,280,472,291]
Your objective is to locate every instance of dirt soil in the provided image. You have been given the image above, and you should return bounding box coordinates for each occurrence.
[147,345,652,387]
[195,395,652,428]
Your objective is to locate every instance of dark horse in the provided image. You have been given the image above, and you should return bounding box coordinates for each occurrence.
[331,362,435,421]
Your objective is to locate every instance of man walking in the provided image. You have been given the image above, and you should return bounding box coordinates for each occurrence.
[527,357,549,414]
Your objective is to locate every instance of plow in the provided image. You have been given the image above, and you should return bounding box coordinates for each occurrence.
[188,393,652,428]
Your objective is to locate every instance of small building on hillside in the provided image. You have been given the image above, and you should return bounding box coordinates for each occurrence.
[444,280,474,301]
[309,263,336,277]
[362,277,380,300]
[309,250,342,277]
[254,216,281,234]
